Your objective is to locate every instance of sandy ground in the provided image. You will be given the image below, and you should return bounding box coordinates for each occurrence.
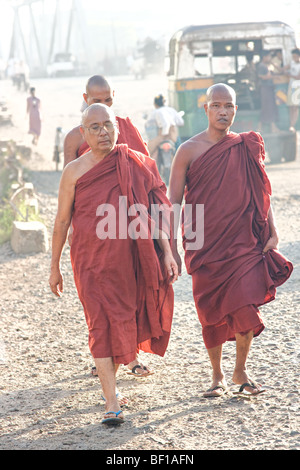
[0,75,299,452]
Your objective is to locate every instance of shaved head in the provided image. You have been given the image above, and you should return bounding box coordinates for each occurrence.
[206,83,236,104]
[80,103,118,155]
[204,83,237,132]
[83,75,115,107]
[86,75,113,93]
[81,103,116,126]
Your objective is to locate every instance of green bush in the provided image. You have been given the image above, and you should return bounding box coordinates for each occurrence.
[0,204,14,244]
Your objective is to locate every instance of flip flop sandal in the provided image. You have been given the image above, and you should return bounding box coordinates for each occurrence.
[102,410,124,426]
[203,384,228,398]
[233,381,266,396]
[126,364,154,377]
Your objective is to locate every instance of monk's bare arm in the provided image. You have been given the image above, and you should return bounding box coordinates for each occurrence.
[263,204,279,253]
[169,142,193,202]
[49,165,77,296]
[167,143,193,272]
[63,126,83,167]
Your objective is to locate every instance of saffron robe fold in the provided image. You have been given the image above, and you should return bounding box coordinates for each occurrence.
[77,116,149,157]
[70,144,173,364]
[183,131,293,348]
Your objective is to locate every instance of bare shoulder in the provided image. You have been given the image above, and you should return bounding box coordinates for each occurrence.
[174,131,208,168]
[64,125,85,166]
[64,125,83,146]
[61,155,85,185]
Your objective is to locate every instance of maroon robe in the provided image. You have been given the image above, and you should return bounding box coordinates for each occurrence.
[77,116,149,157]
[70,144,173,363]
[183,131,293,349]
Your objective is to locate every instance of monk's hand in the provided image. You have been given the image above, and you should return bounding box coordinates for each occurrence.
[172,249,182,276]
[164,251,179,284]
[49,268,64,297]
[262,234,279,254]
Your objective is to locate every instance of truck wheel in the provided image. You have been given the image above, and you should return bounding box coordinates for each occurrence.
[263,132,297,163]
[284,132,297,162]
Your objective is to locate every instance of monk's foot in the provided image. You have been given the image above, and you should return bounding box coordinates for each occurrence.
[126,360,154,377]
[102,410,124,426]
[116,391,129,407]
[232,370,265,395]
[203,377,228,398]
[102,405,124,426]
[101,393,125,426]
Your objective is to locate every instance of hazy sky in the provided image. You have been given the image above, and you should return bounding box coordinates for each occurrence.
[0,0,299,59]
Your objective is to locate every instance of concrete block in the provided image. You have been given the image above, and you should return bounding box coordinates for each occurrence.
[11,221,49,254]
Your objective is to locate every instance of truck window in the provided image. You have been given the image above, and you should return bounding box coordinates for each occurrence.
[212,56,236,75]
[194,55,211,76]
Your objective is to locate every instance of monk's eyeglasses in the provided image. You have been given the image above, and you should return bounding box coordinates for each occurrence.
[83,121,116,135]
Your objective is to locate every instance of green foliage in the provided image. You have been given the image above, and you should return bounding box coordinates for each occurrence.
[0,203,14,244]
[0,143,42,245]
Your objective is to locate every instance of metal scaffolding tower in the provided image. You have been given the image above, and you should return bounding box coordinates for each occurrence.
[7,0,91,76]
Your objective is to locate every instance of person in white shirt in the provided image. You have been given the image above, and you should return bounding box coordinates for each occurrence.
[286,48,300,131]
[145,94,184,158]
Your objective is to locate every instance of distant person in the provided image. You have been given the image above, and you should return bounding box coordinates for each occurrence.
[270,50,289,85]
[239,52,260,109]
[63,75,149,167]
[285,48,300,131]
[27,87,41,145]
[145,94,184,159]
[169,83,293,398]
[257,51,280,132]
[49,103,177,425]
[239,52,258,89]
[19,60,30,92]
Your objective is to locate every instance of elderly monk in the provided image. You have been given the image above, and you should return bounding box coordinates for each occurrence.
[63,74,149,166]
[64,74,151,377]
[49,104,178,425]
[169,83,293,398]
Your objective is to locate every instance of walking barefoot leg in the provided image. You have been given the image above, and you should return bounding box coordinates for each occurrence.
[94,357,124,421]
[233,331,264,394]
[203,344,227,397]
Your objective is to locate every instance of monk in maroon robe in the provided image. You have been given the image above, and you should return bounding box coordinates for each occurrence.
[169,83,293,398]
[49,104,178,425]
[63,75,151,377]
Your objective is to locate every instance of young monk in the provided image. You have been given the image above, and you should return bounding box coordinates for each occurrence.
[168,83,293,398]
[49,104,178,424]
[64,74,151,377]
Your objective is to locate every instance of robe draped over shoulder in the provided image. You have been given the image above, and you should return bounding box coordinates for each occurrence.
[70,144,173,363]
[77,116,149,157]
[183,131,293,348]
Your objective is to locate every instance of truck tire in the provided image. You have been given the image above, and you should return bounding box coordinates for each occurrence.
[264,132,297,163]
[264,134,282,163]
